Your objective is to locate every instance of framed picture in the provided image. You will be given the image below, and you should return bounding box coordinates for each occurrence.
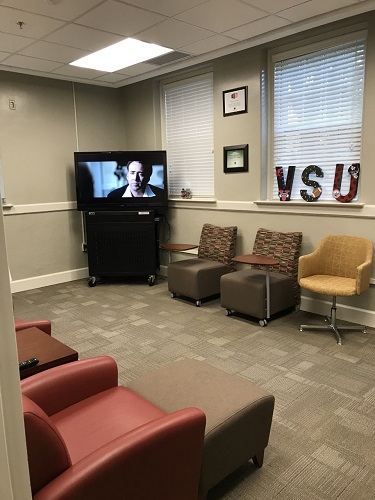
[223,144,249,173]
[223,86,248,116]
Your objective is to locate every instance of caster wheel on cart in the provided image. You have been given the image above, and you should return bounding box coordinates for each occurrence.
[259,319,267,327]
[88,277,96,287]
[148,275,155,286]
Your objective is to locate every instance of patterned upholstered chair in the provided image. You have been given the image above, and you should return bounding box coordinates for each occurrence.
[167,223,237,306]
[299,235,373,345]
[221,228,303,325]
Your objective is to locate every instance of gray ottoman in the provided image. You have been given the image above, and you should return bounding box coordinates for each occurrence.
[221,269,296,325]
[128,359,275,499]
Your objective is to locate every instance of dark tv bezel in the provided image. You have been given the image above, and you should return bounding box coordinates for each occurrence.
[74,150,168,213]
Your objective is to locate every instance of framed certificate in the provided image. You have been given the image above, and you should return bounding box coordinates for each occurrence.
[223,144,249,173]
[223,86,248,116]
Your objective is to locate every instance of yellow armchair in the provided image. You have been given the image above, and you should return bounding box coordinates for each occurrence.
[298,235,373,344]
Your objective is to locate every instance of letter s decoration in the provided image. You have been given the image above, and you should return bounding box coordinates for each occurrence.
[275,166,295,201]
[300,165,323,202]
[332,163,360,203]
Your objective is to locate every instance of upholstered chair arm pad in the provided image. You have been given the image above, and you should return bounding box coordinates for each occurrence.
[356,260,373,294]
[33,408,206,500]
[15,319,52,336]
[298,251,320,280]
[21,356,118,416]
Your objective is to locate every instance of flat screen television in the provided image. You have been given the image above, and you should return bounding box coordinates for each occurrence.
[74,150,168,214]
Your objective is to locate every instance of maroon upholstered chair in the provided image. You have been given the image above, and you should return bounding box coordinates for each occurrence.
[21,356,205,500]
[15,319,52,336]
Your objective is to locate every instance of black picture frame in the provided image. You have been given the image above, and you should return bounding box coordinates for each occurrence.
[222,86,248,116]
[223,144,249,173]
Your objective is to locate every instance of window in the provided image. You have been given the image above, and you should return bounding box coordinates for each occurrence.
[271,33,366,202]
[163,74,214,198]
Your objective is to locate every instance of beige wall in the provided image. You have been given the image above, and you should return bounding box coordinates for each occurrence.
[0,72,125,285]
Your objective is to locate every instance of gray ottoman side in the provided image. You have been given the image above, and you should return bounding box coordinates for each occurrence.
[128,359,275,498]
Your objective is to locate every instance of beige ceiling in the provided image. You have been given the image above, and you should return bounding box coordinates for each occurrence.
[0,0,373,88]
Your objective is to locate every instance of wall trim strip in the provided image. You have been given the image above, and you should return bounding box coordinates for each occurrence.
[11,267,88,293]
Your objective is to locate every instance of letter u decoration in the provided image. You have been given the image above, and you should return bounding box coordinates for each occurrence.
[332,163,360,203]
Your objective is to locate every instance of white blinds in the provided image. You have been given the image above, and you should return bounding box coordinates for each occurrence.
[164,74,214,197]
[272,35,366,201]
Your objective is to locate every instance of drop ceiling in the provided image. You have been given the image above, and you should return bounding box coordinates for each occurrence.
[0,0,373,88]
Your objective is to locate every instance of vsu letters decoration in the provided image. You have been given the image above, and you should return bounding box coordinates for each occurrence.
[276,163,360,203]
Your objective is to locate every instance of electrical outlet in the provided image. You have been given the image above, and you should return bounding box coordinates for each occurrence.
[82,243,87,252]
[9,100,16,110]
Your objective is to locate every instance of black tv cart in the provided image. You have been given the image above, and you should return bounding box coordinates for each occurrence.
[84,210,159,287]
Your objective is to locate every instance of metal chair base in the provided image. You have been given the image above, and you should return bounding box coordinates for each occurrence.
[299,297,367,345]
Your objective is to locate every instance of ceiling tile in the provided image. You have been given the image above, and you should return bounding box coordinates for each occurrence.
[175,0,267,33]
[0,32,35,52]
[279,0,357,22]
[241,0,308,14]
[118,0,207,17]
[182,34,238,55]
[44,24,123,52]
[116,62,160,76]
[1,54,62,72]
[93,72,130,83]
[19,41,90,64]
[0,51,10,62]
[51,64,106,79]
[75,0,166,37]
[224,15,292,41]
[137,18,214,49]
[0,0,104,21]
[0,5,64,38]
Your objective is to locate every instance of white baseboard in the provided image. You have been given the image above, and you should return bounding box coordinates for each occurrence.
[300,295,375,329]
[11,268,88,293]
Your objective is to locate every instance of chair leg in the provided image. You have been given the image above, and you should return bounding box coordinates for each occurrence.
[300,296,367,345]
[252,449,264,467]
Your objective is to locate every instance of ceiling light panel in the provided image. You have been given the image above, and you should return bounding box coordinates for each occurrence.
[70,38,173,72]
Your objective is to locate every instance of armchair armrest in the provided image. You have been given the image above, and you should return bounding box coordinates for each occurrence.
[21,356,118,416]
[15,319,52,336]
[33,408,206,500]
[356,259,373,294]
[298,251,320,280]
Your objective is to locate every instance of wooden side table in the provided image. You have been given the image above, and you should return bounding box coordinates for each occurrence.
[16,327,78,379]
[161,243,198,263]
[232,254,279,323]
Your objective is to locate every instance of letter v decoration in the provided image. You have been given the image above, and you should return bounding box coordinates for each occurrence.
[275,166,295,201]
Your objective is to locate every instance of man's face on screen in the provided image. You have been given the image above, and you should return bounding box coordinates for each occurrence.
[126,161,150,197]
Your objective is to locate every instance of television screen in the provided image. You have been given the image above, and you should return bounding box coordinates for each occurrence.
[74,150,168,213]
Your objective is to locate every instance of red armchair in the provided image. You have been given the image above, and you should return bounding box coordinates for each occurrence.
[15,318,52,336]
[21,356,205,500]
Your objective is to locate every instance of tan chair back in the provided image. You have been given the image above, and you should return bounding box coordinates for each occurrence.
[309,235,373,279]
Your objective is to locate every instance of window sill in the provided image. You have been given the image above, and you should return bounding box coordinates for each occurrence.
[168,197,216,203]
[254,200,365,208]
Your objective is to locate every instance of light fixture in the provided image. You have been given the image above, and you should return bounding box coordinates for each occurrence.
[70,38,173,72]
